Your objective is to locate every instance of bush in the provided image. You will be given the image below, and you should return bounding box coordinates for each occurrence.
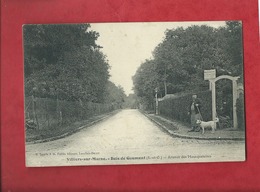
[236,93,245,130]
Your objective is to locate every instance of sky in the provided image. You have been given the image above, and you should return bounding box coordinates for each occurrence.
[90,21,226,95]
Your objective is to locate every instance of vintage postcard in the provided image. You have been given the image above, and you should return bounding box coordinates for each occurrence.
[23,21,245,167]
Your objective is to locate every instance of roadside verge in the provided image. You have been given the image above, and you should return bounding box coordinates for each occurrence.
[141,110,245,141]
[26,110,121,145]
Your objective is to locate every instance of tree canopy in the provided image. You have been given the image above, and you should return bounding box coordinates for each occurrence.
[133,21,243,109]
[24,24,124,105]
[104,81,126,108]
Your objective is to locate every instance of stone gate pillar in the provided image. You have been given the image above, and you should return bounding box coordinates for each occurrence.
[209,75,239,129]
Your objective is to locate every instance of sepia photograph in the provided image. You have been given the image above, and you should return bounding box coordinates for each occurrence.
[23,21,245,167]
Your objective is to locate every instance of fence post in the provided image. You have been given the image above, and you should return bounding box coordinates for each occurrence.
[232,80,238,129]
[56,94,59,126]
[59,111,63,126]
[211,81,217,129]
[32,95,39,129]
[45,99,50,128]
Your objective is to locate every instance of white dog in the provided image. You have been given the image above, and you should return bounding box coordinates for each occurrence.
[196,118,219,134]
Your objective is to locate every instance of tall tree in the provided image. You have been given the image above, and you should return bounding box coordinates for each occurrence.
[132,59,160,109]
[224,21,243,76]
[24,24,110,103]
[23,24,100,77]
[104,81,126,108]
[133,22,243,111]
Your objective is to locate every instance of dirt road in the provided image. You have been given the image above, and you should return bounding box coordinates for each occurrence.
[26,109,245,167]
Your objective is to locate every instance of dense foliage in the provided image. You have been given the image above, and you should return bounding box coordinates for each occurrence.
[24,24,125,104]
[123,93,139,109]
[132,59,160,108]
[159,91,212,124]
[104,81,126,108]
[133,21,243,114]
[237,93,245,130]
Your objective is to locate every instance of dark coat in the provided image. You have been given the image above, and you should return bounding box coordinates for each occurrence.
[189,98,202,114]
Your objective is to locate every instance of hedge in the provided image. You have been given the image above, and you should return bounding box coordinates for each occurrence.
[158,90,246,130]
[158,90,212,125]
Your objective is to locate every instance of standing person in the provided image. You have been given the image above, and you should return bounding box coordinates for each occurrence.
[188,94,202,132]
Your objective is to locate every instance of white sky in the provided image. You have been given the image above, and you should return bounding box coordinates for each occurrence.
[90,21,226,95]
